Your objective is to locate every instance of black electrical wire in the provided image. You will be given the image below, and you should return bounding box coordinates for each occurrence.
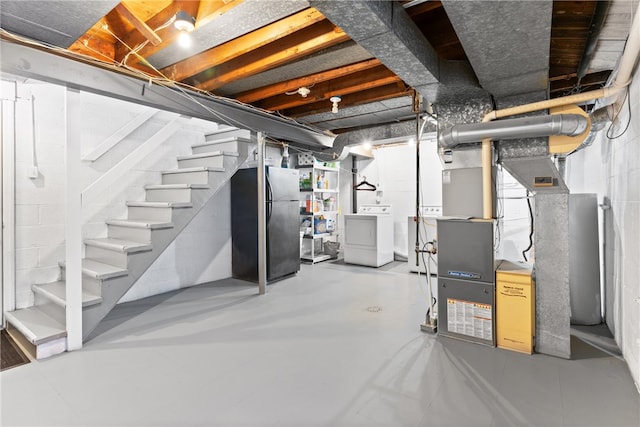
[522,190,534,262]
[606,88,632,140]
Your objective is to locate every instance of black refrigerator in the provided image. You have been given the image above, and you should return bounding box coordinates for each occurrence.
[231,167,301,283]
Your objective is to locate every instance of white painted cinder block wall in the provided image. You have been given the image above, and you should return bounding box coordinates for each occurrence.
[354,138,530,262]
[8,79,233,308]
[566,68,640,389]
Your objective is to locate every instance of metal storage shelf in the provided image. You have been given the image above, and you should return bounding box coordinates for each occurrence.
[297,157,340,264]
[300,211,338,217]
[303,233,332,239]
[298,164,339,172]
[301,253,332,263]
[300,188,338,193]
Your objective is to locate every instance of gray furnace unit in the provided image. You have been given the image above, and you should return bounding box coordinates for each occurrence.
[437,218,496,347]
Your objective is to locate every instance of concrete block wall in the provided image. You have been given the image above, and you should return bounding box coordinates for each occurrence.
[7,79,236,310]
[566,67,640,388]
[14,83,66,309]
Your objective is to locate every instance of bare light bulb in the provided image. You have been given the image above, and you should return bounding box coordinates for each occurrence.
[330,96,341,114]
[178,31,192,48]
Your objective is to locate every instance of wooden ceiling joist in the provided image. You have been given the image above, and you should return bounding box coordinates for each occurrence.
[234,59,382,103]
[191,21,350,92]
[161,7,326,82]
[115,2,163,46]
[550,70,611,93]
[113,1,199,63]
[255,66,401,111]
[284,82,409,117]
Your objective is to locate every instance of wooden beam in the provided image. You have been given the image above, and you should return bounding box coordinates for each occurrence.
[115,2,163,46]
[114,1,238,64]
[550,70,611,93]
[235,59,382,103]
[115,1,194,62]
[284,82,409,117]
[255,66,401,111]
[161,7,326,82]
[192,21,349,92]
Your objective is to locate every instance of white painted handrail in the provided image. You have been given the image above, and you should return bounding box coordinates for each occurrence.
[82,108,157,162]
[81,115,184,204]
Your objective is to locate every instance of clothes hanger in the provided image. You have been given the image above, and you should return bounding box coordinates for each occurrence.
[353,177,377,191]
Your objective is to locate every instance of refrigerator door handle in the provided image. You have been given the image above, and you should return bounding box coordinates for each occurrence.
[266,201,272,223]
[265,173,273,203]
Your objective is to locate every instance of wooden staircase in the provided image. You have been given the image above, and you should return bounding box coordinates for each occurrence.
[4,128,252,359]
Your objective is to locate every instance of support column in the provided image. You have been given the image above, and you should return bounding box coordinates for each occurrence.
[65,89,83,350]
[535,193,571,358]
[257,132,267,295]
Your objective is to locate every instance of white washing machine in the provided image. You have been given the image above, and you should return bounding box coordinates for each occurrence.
[407,206,441,275]
[344,204,394,267]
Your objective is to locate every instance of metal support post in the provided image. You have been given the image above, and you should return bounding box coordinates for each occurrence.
[257,132,267,295]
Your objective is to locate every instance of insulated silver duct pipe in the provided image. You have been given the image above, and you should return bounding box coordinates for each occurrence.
[439,114,589,148]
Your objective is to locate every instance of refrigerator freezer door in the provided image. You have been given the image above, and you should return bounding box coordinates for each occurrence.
[267,167,300,201]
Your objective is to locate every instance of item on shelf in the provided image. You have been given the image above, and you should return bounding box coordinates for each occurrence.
[324,196,336,211]
[298,153,314,166]
[324,241,340,259]
[305,194,312,213]
[314,216,327,234]
[300,218,312,236]
[300,172,312,190]
[326,218,335,231]
[314,195,323,213]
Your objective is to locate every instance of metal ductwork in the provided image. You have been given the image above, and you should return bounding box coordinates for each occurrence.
[438,114,589,148]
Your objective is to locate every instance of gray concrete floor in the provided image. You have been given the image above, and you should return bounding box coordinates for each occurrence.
[1,261,639,426]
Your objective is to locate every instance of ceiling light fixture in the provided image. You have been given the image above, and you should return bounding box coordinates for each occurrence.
[330,96,341,114]
[297,87,311,97]
[286,87,311,97]
[174,11,196,32]
[173,11,196,49]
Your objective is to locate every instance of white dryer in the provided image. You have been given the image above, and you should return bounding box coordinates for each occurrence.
[344,204,394,267]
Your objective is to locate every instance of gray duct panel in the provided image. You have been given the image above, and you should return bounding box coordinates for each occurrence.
[442,0,553,98]
[0,39,334,148]
[312,0,468,104]
[217,42,373,96]
[0,1,120,48]
[147,0,310,69]
[535,193,571,359]
[501,157,568,194]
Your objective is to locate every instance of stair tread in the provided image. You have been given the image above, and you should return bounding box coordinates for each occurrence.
[83,259,128,279]
[176,151,239,160]
[162,166,224,174]
[85,238,152,253]
[33,281,102,308]
[60,259,128,280]
[126,201,192,208]
[106,219,174,229]
[5,306,67,345]
[192,136,251,147]
[144,183,209,190]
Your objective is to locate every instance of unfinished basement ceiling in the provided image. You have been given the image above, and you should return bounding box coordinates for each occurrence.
[0,0,634,138]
